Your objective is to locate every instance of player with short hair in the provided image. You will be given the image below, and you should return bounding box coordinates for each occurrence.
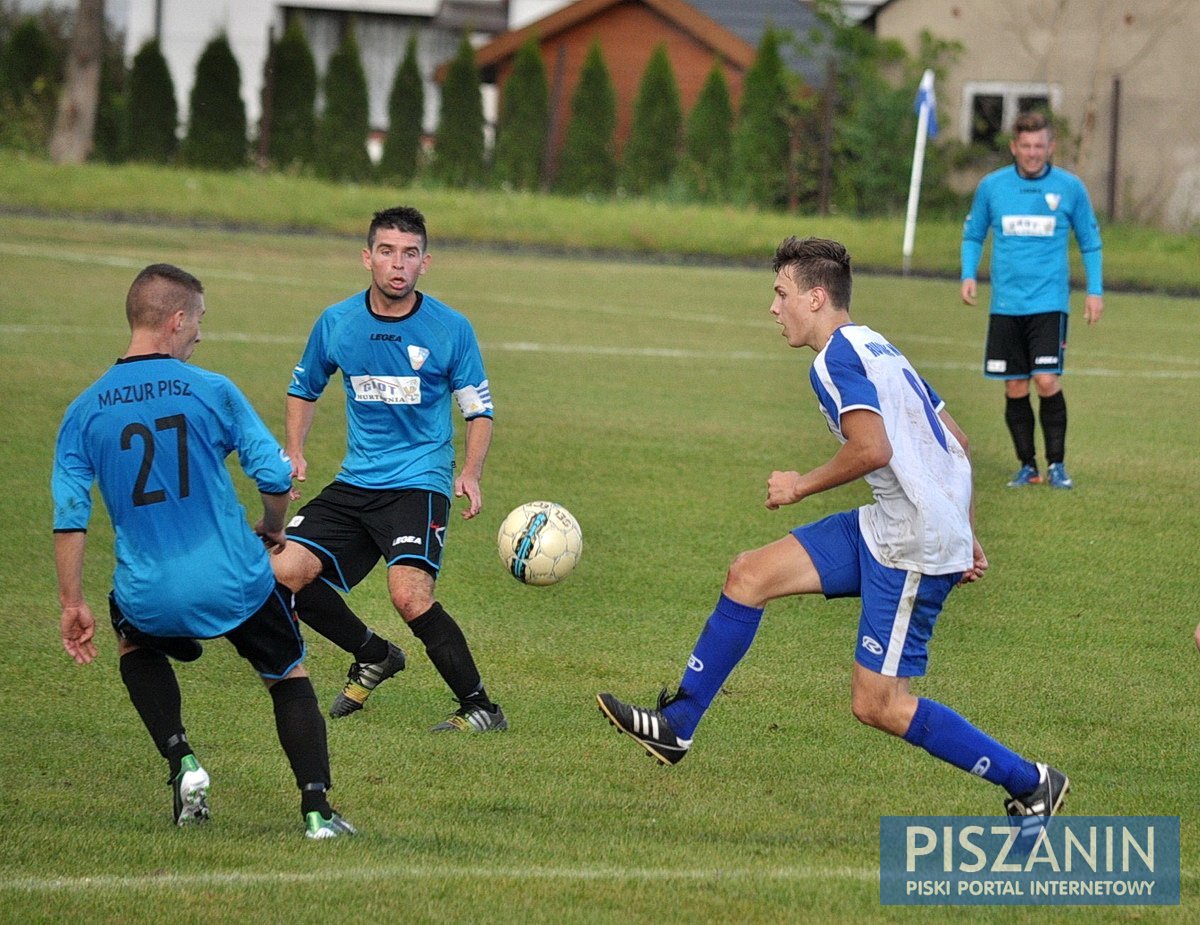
[961,109,1104,489]
[271,206,505,732]
[598,237,1068,821]
[53,263,354,839]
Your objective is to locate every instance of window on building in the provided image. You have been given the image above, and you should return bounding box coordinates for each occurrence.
[961,82,1059,148]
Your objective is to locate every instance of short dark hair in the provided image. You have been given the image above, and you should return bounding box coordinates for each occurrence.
[772,236,852,310]
[125,263,204,329]
[1013,110,1054,139]
[367,206,428,251]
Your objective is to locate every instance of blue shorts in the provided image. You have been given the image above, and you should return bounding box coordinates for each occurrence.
[792,510,961,678]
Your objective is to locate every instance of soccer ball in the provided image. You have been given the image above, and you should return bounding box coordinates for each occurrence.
[497,501,583,586]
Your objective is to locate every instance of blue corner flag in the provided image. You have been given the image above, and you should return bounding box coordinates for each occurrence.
[915,72,938,139]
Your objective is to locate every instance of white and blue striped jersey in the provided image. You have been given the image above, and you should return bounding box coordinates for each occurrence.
[288,290,493,497]
[52,355,293,638]
[961,163,1103,316]
[809,325,974,575]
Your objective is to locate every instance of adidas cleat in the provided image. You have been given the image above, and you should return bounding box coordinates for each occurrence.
[596,689,691,766]
[430,700,508,733]
[329,641,406,718]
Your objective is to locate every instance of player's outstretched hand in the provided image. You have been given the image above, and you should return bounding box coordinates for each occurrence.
[960,279,978,306]
[61,602,97,664]
[455,475,483,519]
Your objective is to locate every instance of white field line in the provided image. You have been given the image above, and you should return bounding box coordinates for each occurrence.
[4,324,1195,380]
[0,863,878,893]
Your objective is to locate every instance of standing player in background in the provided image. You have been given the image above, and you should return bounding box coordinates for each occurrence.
[961,110,1103,489]
[53,264,354,839]
[271,206,506,732]
[597,237,1069,821]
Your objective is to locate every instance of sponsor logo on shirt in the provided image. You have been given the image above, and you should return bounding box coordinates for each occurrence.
[1001,214,1056,237]
[350,375,421,404]
[407,344,430,370]
[370,333,403,342]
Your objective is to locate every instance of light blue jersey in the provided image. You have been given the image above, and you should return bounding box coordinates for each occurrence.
[288,290,493,496]
[52,355,293,638]
[961,163,1103,315]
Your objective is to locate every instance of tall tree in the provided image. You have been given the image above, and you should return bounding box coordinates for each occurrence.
[264,16,316,169]
[314,20,371,181]
[378,32,424,183]
[681,61,734,200]
[126,38,177,162]
[621,43,682,195]
[183,33,246,169]
[553,41,616,195]
[492,38,548,190]
[431,33,484,187]
[49,0,104,163]
[733,29,790,208]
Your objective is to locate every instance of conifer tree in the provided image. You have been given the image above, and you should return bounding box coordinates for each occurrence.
[431,33,484,187]
[492,38,547,190]
[554,41,616,196]
[314,21,371,181]
[266,16,316,169]
[620,44,681,195]
[126,38,177,162]
[183,33,246,169]
[92,37,128,163]
[733,29,789,208]
[378,32,423,183]
[0,16,57,106]
[681,61,734,200]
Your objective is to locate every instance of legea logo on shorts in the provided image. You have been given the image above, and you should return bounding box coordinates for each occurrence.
[1034,355,1058,366]
[350,375,421,404]
[986,360,1008,373]
[861,635,884,656]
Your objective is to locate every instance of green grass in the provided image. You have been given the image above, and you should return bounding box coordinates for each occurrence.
[1,212,1198,923]
[2,150,1200,292]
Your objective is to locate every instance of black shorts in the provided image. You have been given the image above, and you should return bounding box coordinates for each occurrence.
[286,481,450,590]
[984,311,1068,379]
[109,585,305,679]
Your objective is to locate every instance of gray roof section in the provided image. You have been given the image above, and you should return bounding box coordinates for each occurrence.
[686,0,832,86]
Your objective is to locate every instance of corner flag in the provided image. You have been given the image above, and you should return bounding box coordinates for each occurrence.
[915,69,938,139]
[902,69,937,273]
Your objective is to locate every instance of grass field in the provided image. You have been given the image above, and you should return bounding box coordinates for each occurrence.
[1,212,1198,924]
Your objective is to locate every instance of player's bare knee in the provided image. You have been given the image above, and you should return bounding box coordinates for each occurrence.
[391,590,433,622]
[723,551,764,602]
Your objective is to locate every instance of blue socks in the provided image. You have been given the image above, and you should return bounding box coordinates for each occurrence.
[661,594,764,740]
[903,697,1040,796]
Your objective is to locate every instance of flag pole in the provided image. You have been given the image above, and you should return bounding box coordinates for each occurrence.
[902,69,935,276]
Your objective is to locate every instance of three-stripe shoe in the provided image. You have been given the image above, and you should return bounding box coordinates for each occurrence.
[596,689,691,766]
[1005,762,1070,819]
[329,641,406,718]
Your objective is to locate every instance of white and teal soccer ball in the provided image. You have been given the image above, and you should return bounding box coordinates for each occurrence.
[497,501,583,586]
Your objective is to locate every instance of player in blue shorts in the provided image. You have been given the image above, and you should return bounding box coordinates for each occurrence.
[961,110,1104,490]
[270,206,505,732]
[597,237,1069,820]
[53,264,354,839]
